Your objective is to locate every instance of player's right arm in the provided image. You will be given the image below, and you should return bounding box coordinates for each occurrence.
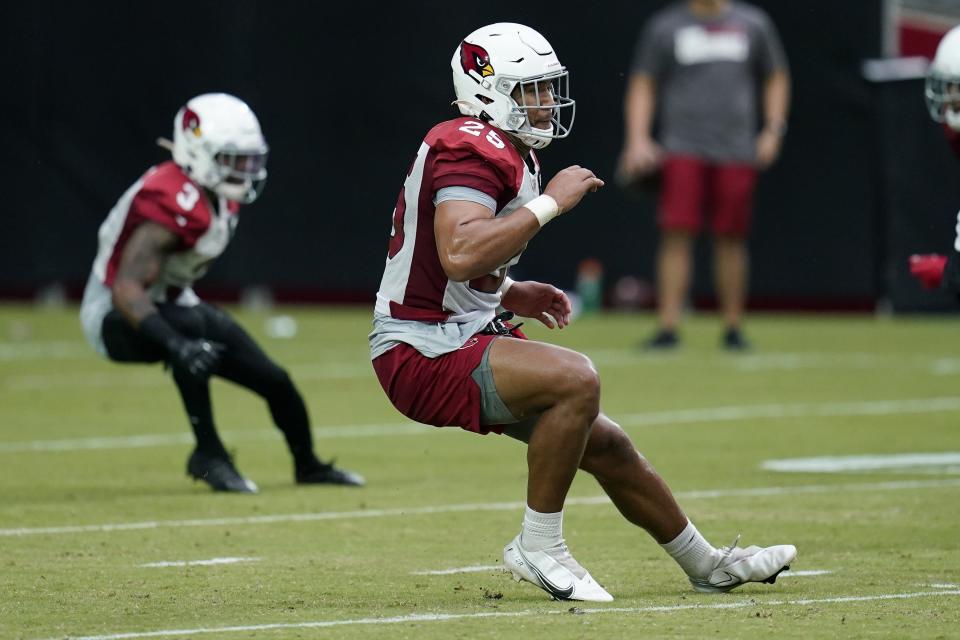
[435,166,604,282]
[111,222,179,327]
[111,221,223,379]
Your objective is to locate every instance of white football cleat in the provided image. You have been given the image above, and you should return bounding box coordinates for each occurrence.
[689,535,797,594]
[503,535,614,602]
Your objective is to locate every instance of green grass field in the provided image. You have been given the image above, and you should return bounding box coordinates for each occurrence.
[1,305,958,639]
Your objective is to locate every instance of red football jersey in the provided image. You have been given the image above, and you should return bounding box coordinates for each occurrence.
[375,117,541,324]
[944,123,960,159]
[90,161,239,298]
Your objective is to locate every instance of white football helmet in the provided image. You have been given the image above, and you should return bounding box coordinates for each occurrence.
[926,25,960,131]
[171,93,269,203]
[451,23,575,149]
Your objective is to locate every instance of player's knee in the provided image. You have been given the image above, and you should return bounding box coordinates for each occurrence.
[556,354,601,419]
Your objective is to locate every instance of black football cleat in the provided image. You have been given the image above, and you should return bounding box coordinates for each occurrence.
[722,327,752,352]
[295,458,365,486]
[186,449,259,494]
[641,329,680,351]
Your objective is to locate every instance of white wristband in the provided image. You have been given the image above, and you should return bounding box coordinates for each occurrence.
[500,276,516,295]
[525,194,561,227]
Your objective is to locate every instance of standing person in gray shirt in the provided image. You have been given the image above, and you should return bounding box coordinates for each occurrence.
[620,0,790,350]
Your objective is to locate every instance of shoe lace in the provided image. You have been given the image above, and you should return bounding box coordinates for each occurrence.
[714,534,742,568]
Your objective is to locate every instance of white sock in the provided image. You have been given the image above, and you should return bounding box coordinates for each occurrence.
[661,520,719,579]
[520,506,563,551]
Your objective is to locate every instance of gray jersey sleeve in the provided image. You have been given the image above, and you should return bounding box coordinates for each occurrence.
[630,10,672,78]
[434,186,497,212]
[751,6,788,77]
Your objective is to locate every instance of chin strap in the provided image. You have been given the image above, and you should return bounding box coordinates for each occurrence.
[451,99,483,116]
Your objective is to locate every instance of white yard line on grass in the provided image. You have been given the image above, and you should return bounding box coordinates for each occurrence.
[38,590,960,640]
[140,557,259,568]
[763,452,960,473]
[412,567,833,578]
[0,341,90,361]
[0,423,424,452]
[412,565,502,575]
[4,478,959,538]
[4,396,960,454]
[616,396,960,427]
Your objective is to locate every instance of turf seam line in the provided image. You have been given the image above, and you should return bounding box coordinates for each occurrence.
[4,479,959,538]
[4,396,960,453]
[38,590,960,640]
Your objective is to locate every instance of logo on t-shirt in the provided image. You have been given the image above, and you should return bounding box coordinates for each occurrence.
[674,25,748,65]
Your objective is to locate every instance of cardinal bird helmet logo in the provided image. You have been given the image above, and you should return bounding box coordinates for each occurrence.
[459,41,494,83]
[181,107,202,138]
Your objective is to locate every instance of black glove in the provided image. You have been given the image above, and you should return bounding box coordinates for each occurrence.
[169,338,225,380]
[139,312,225,382]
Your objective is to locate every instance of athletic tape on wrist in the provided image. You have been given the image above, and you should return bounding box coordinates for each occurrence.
[525,194,561,227]
[500,276,516,295]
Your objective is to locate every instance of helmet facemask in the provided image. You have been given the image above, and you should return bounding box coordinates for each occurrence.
[501,70,575,149]
[212,148,269,204]
[925,71,960,131]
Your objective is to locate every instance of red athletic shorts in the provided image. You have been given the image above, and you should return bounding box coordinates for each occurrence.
[658,155,758,236]
[372,328,526,435]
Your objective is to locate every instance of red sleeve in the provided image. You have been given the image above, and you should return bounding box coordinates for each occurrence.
[944,123,960,160]
[432,150,507,201]
[427,119,525,203]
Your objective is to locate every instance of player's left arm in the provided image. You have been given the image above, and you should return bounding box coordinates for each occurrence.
[756,69,790,169]
[501,279,572,329]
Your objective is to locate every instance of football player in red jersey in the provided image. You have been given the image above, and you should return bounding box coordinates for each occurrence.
[80,93,364,493]
[911,26,960,293]
[370,23,795,601]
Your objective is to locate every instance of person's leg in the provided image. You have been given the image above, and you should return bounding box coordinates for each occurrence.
[196,303,363,485]
[488,339,600,513]
[487,337,614,601]
[503,414,685,544]
[713,235,749,331]
[649,156,706,346]
[711,164,758,347]
[101,305,253,492]
[656,231,695,333]
[505,413,797,592]
[101,307,229,459]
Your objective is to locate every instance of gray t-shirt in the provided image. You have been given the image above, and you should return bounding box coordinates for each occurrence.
[631,1,787,163]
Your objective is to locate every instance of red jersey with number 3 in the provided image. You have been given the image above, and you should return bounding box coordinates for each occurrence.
[375,117,541,325]
[90,161,239,300]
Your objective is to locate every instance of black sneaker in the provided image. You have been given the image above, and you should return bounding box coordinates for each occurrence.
[642,329,679,350]
[722,327,751,351]
[186,449,259,493]
[295,458,366,486]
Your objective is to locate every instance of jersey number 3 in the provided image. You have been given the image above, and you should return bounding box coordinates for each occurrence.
[176,182,199,211]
